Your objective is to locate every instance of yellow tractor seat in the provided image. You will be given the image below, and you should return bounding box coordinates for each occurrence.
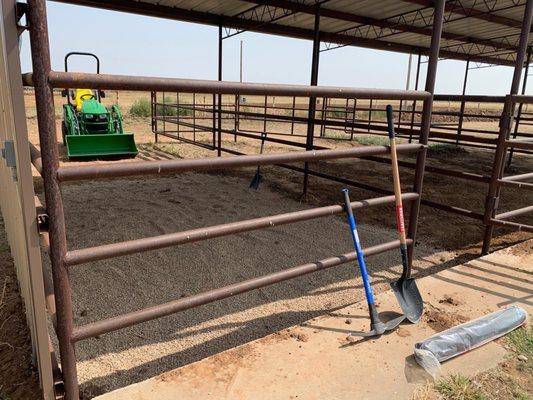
[73,88,96,112]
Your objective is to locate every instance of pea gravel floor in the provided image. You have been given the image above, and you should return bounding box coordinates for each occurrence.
[43,172,450,397]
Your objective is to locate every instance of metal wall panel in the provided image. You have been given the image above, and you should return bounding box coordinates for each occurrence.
[0,0,55,398]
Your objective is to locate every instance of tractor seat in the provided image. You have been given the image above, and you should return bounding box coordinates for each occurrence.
[73,88,96,112]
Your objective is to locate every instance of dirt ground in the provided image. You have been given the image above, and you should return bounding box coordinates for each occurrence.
[0,92,530,398]
[45,173,454,397]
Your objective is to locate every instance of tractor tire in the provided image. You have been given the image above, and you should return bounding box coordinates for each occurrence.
[61,121,67,146]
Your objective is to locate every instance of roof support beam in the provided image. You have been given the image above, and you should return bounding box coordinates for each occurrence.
[50,0,516,66]
[242,0,518,52]
[402,0,525,29]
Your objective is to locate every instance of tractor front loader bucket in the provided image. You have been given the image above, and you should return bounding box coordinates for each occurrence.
[65,133,138,159]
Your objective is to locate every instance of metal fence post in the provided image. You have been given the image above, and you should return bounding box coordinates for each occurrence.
[482,0,533,254]
[406,0,445,267]
[303,5,320,195]
[27,0,79,398]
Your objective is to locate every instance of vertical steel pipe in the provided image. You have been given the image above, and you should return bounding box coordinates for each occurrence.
[507,45,532,166]
[303,5,320,195]
[176,92,180,137]
[457,59,470,143]
[350,98,356,140]
[406,0,446,266]
[320,97,327,137]
[193,92,197,142]
[291,96,296,135]
[398,53,413,129]
[217,24,223,156]
[27,0,79,398]
[409,51,422,143]
[367,99,373,132]
[482,0,533,254]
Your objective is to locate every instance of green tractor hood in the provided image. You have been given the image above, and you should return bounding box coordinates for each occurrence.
[80,98,108,114]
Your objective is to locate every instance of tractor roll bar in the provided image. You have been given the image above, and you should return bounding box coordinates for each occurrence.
[63,52,103,104]
[64,52,100,74]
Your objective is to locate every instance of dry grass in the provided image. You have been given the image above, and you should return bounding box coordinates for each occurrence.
[435,374,487,400]
[506,327,533,373]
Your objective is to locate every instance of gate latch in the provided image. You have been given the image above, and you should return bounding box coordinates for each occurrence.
[1,140,17,182]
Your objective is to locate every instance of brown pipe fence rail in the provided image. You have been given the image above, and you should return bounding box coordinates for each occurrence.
[152,92,533,154]
[24,0,442,397]
[151,90,533,245]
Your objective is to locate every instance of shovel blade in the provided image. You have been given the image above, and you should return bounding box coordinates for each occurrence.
[390,278,423,323]
[249,173,263,189]
[350,313,406,337]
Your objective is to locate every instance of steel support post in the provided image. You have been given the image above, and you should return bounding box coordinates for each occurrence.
[409,51,422,143]
[367,99,373,132]
[482,0,533,254]
[398,53,413,129]
[27,0,79,398]
[457,59,470,143]
[406,0,446,267]
[176,92,180,137]
[507,45,532,167]
[303,5,320,195]
[217,24,223,156]
[291,96,296,135]
[152,91,158,142]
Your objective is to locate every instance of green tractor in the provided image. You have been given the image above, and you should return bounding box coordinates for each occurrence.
[61,52,138,159]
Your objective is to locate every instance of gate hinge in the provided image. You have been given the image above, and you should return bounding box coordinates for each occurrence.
[1,140,18,182]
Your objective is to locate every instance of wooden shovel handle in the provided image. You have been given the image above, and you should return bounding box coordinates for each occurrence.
[386,105,407,247]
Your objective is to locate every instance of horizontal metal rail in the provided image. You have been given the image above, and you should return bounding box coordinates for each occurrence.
[497,179,533,190]
[21,71,432,100]
[495,204,533,220]
[505,139,533,149]
[511,94,533,104]
[56,144,423,182]
[155,117,330,150]
[419,198,485,220]
[64,192,418,266]
[490,218,533,232]
[70,238,410,342]
[433,94,506,103]
[500,171,533,182]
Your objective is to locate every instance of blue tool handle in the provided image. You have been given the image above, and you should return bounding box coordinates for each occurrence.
[342,189,375,305]
[386,105,396,139]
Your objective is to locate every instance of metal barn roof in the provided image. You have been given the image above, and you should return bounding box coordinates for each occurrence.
[52,0,533,66]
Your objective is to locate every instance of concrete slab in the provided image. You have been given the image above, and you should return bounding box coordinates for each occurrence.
[95,241,532,400]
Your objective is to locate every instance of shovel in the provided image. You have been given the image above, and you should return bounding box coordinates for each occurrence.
[386,105,424,323]
[249,131,267,189]
[342,188,405,337]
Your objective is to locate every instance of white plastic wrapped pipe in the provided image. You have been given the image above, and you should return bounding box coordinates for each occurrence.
[414,305,528,378]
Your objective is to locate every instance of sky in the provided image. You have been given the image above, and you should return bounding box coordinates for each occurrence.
[18,1,527,96]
